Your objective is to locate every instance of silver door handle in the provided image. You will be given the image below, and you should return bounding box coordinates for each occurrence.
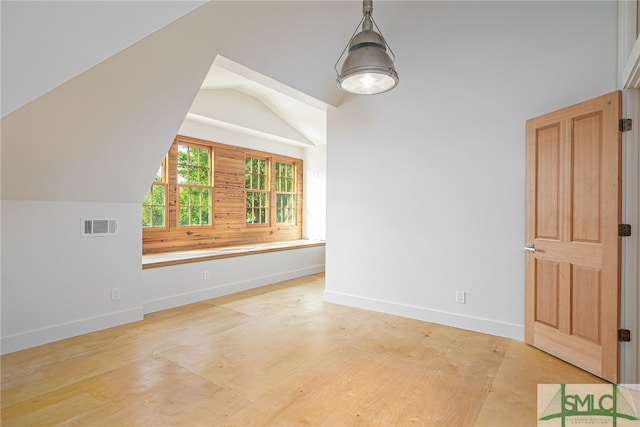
[524,244,535,253]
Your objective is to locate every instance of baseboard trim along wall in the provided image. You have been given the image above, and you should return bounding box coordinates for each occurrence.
[142,265,325,314]
[323,290,524,341]
[1,307,143,355]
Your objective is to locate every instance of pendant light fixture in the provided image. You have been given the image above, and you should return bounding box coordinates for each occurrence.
[335,0,399,95]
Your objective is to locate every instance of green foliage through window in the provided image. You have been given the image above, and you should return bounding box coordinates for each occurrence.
[178,144,210,185]
[245,157,268,224]
[179,187,211,226]
[275,162,295,224]
[142,163,166,227]
[178,144,212,226]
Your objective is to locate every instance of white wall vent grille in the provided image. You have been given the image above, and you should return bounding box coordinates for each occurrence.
[81,218,119,237]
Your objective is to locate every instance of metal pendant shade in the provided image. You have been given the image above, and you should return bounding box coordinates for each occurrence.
[335,0,398,95]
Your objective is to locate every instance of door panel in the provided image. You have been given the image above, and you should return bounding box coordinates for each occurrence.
[525,91,621,383]
[571,265,601,342]
[536,126,561,240]
[572,112,602,243]
[535,260,559,328]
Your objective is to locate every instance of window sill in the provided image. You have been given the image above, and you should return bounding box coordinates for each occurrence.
[142,239,325,269]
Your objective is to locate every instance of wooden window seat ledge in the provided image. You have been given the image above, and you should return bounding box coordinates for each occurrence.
[142,239,325,269]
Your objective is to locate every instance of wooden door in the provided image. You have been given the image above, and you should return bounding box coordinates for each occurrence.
[525,91,622,383]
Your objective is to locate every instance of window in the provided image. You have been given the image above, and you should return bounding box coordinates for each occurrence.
[245,157,269,224]
[142,135,303,254]
[142,160,167,228]
[177,143,212,226]
[275,162,296,224]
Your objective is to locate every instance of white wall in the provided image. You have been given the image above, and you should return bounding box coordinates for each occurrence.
[303,145,327,241]
[1,200,143,353]
[142,247,325,314]
[324,1,618,341]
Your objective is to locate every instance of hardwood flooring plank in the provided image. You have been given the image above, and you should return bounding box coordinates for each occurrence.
[2,355,249,427]
[1,304,248,408]
[1,273,607,426]
[474,340,604,426]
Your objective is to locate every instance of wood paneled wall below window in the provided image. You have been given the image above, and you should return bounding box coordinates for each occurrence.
[142,135,303,254]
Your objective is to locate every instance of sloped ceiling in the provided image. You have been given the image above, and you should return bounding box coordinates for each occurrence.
[1,0,207,116]
[2,1,364,203]
[186,56,328,147]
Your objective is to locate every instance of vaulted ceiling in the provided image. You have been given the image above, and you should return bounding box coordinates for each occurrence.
[186,55,328,147]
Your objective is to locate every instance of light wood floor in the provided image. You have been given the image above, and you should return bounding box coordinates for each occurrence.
[1,273,604,426]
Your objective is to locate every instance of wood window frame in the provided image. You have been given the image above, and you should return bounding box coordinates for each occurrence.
[142,135,303,255]
[245,155,271,226]
[275,161,297,225]
[142,157,169,231]
[175,141,214,229]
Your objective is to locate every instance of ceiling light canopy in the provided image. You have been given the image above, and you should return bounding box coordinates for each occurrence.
[335,0,399,95]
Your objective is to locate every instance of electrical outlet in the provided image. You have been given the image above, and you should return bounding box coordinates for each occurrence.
[111,287,121,301]
[455,290,466,304]
[203,270,210,280]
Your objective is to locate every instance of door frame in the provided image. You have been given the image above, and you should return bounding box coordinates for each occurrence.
[620,89,639,385]
[619,0,640,385]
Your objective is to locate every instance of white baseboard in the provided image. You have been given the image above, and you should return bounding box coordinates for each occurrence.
[143,265,325,314]
[1,307,143,355]
[323,290,524,341]
[1,266,325,355]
